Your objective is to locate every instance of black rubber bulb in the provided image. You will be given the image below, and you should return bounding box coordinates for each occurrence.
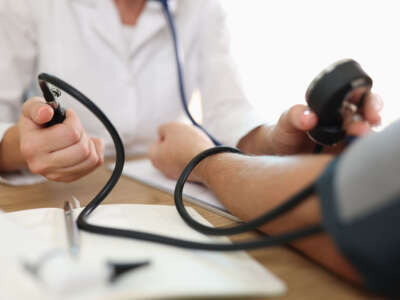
[305,59,372,146]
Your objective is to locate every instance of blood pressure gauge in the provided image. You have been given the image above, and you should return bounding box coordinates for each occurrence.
[305,59,373,146]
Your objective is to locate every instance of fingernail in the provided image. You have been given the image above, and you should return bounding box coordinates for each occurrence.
[302,109,317,127]
[35,107,46,121]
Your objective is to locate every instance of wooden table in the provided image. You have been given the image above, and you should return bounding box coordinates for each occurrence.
[0,160,379,300]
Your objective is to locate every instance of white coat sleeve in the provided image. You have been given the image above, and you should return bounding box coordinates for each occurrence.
[197,0,266,147]
[0,0,46,185]
[0,0,37,124]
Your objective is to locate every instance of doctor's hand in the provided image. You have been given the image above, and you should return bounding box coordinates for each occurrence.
[148,122,214,183]
[17,97,104,182]
[238,93,383,155]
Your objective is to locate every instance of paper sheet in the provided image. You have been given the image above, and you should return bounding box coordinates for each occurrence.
[0,169,46,186]
[3,205,286,299]
[115,159,238,221]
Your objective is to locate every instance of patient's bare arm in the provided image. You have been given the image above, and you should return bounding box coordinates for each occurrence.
[149,122,361,284]
[195,152,361,283]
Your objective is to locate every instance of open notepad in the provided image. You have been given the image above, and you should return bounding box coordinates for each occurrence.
[3,204,286,300]
[116,159,239,221]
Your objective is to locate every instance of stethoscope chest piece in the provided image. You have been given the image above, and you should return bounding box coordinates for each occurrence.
[305,59,372,146]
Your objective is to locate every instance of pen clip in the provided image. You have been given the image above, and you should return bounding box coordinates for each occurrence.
[64,200,80,258]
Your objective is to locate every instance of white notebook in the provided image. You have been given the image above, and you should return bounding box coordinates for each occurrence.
[116,159,239,221]
[2,204,286,300]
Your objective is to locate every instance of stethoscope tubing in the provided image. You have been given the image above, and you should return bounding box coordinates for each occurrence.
[158,0,221,146]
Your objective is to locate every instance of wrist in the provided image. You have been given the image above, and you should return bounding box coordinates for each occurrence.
[0,125,26,172]
[192,152,236,186]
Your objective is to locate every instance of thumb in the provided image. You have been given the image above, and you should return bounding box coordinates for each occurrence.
[158,123,173,142]
[34,106,54,125]
[278,104,318,134]
[22,97,54,126]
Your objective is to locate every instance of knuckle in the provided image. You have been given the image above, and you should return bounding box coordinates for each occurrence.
[63,125,81,145]
[78,142,91,160]
[87,151,99,166]
[99,139,105,153]
[27,161,40,174]
[28,160,48,175]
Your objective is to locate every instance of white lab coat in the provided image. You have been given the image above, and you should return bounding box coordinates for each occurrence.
[0,0,264,182]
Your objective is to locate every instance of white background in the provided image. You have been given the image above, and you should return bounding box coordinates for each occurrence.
[220,0,399,127]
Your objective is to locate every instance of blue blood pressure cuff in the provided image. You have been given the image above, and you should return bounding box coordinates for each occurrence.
[315,120,400,297]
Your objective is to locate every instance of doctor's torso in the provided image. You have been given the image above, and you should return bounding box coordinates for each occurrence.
[25,0,205,155]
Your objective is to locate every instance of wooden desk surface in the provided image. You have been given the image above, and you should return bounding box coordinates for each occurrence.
[0,161,379,300]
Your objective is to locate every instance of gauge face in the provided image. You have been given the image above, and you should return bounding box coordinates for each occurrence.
[305,59,372,146]
[306,59,372,120]
[305,58,356,101]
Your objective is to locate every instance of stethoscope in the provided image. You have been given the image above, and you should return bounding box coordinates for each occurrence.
[38,0,372,251]
[155,0,221,146]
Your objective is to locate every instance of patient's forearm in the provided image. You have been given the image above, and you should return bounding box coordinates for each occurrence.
[0,125,26,172]
[195,153,361,283]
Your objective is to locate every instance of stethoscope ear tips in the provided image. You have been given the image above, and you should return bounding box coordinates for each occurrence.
[305,59,372,146]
